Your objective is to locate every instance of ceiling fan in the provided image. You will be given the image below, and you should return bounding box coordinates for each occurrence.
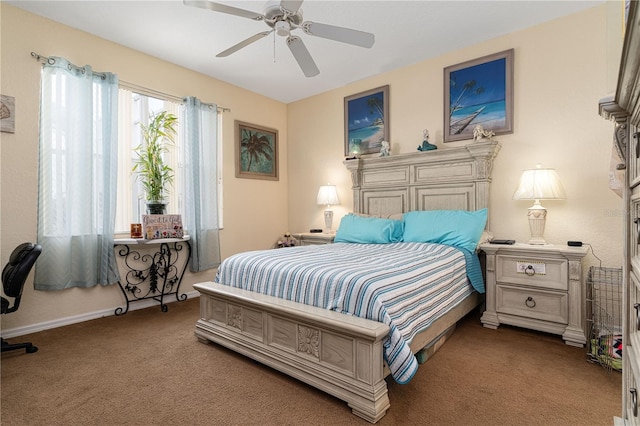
[183,0,375,77]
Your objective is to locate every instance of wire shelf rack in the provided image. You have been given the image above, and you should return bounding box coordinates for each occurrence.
[586,266,623,372]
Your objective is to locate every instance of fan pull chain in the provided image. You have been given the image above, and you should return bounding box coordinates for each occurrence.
[273,30,276,63]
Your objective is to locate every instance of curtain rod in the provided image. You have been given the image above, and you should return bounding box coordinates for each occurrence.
[31,52,231,113]
[31,51,108,80]
[119,80,230,113]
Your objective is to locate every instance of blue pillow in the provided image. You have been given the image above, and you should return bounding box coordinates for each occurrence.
[402,209,488,252]
[334,213,404,244]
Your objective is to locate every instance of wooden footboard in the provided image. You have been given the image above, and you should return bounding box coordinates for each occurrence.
[193,281,391,423]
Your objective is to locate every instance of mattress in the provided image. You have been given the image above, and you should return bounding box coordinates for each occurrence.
[214,241,482,383]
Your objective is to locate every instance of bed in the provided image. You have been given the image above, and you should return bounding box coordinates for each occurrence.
[194,140,500,423]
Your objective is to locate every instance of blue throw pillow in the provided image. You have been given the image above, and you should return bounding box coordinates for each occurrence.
[402,209,488,252]
[335,213,404,244]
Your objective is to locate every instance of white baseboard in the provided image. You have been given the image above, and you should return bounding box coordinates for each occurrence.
[1,291,200,339]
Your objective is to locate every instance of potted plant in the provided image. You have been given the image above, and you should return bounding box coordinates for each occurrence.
[132,111,178,215]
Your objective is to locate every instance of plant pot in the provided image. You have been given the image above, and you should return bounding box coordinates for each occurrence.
[146,201,167,215]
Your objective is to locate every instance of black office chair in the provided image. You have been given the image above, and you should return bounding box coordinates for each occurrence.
[1,242,42,354]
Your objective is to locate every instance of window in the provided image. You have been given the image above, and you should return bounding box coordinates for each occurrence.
[115,88,223,235]
[115,88,181,234]
[37,55,223,290]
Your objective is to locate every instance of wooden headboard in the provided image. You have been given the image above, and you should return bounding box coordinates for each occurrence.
[343,141,501,217]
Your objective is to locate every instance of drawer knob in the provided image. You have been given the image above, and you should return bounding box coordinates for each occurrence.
[525,296,536,308]
[635,304,640,331]
[524,265,536,276]
[631,388,638,417]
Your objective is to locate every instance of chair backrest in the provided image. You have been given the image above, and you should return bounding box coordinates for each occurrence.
[2,243,42,314]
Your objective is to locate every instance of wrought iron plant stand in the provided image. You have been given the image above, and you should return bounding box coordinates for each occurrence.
[114,238,191,315]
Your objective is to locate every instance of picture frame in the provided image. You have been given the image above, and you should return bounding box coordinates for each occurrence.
[444,49,514,142]
[344,85,389,156]
[1,94,16,133]
[235,120,279,181]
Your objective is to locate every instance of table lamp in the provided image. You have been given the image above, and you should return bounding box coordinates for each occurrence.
[317,184,340,233]
[512,164,566,245]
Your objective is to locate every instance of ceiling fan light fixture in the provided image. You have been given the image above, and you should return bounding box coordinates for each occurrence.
[275,20,290,36]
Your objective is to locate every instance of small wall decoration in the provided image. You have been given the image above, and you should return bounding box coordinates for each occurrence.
[444,49,514,142]
[344,85,389,156]
[235,120,279,181]
[1,94,16,133]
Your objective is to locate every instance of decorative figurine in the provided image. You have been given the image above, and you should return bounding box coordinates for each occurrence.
[472,125,495,143]
[417,129,437,151]
[379,140,390,157]
[276,232,297,248]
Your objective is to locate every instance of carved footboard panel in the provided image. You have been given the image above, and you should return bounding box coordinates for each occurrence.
[194,282,391,423]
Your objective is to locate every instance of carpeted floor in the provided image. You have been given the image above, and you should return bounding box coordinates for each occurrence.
[1,297,621,425]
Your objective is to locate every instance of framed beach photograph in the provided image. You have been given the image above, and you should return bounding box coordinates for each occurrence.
[344,85,389,156]
[444,49,514,142]
[235,120,279,181]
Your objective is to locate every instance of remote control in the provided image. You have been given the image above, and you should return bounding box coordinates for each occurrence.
[491,239,515,245]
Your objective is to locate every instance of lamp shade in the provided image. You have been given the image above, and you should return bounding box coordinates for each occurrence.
[317,185,340,206]
[512,166,566,201]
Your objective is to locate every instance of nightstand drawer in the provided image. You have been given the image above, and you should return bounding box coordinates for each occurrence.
[496,285,568,324]
[496,255,568,291]
[293,233,335,246]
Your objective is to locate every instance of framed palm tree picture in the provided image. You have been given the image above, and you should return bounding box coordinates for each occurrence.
[344,85,389,156]
[444,49,514,142]
[235,120,279,181]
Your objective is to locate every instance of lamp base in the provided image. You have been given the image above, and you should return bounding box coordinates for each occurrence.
[527,201,547,245]
[324,209,334,234]
[527,235,547,245]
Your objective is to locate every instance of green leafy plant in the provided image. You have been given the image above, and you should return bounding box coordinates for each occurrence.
[132,111,178,203]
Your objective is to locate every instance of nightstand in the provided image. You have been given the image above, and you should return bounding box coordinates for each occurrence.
[293,233,335,246]
[479,243,588,347]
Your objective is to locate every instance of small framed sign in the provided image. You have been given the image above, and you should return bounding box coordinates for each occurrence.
[142,214,184,240]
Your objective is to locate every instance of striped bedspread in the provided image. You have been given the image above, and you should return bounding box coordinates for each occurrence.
[214,242,481,383]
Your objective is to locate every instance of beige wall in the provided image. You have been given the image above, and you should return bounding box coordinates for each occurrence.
[0,4,289,332]
[288,4,624,269]
[0,3,626,335]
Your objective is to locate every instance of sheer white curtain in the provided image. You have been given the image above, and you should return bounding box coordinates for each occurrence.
[182,97,221,272]
[35,57,120,290]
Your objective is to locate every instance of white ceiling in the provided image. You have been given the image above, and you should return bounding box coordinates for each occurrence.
[8,0,604,103]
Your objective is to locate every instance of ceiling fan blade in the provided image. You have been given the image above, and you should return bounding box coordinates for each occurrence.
[280,0,304,15]
[302,21,375,48]
[216,31,273,57]
[286,36,319,78]
[183,0,264,21]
